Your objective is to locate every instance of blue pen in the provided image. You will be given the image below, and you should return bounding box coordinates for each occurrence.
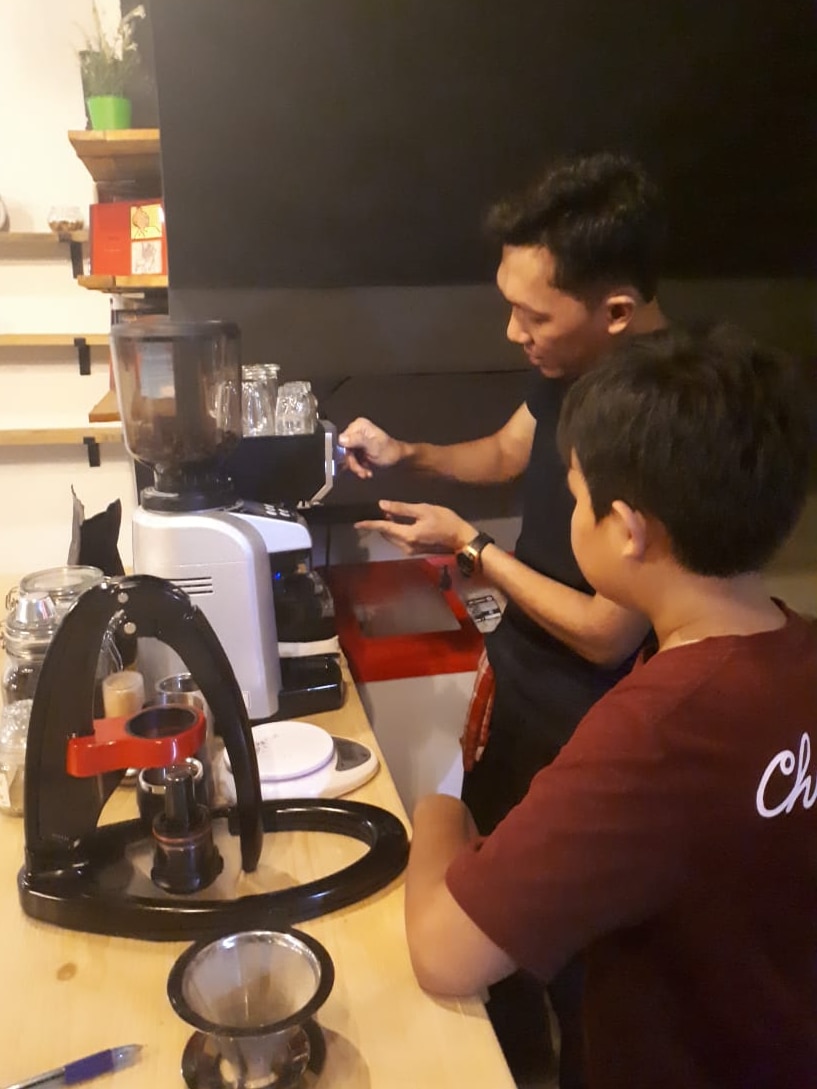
[4,1045,143,1089]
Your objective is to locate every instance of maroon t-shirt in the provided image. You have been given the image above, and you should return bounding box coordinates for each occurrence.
[447,608,817,1089]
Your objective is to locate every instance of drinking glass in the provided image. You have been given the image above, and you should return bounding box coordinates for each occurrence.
[275,381,318,435]
[211,379,240,431]
[242,366,276,436]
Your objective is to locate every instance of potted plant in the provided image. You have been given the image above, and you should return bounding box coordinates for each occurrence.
[79,2,145,131]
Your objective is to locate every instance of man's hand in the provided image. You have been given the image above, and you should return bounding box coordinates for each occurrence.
[338,417,408,479]
[355,500,476,555]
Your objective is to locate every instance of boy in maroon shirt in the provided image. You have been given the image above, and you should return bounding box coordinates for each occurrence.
[405,324,817,1088]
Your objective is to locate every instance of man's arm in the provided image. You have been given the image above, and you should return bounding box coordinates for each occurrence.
[404,795,518,995]
[354,506,649,668]
[339,404,536,485]
[479,542,650,667]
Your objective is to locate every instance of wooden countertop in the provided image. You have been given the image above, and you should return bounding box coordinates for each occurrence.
[0,575,513,1089]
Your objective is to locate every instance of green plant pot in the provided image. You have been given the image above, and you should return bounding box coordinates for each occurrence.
[86,95,132,131]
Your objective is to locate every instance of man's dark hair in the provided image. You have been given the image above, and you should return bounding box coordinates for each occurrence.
[557,324,812,577]
[486,152,665,302]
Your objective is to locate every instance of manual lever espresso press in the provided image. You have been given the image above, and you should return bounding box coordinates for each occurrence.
[19,575,407,941]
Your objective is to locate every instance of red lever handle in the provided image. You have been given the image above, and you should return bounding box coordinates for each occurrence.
[66,704,206,778]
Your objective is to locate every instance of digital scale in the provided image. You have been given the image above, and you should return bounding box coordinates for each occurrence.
[214,720,379,803]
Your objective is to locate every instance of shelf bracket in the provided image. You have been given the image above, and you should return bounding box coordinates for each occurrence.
[74,336,91,376]
[83,436,101,468]
[68,239,84,278]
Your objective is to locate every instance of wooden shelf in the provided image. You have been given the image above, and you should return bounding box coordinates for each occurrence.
[88,389,120,423]
[0,334,108,349]
[68,129,162,191]
[0,426,122,447]
[67,130,166,290]
[77,273,168,292]
[0,231,88,245]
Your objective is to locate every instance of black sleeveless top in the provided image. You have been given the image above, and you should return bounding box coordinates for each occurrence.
[513,376,592,605]
[485,374,634,746]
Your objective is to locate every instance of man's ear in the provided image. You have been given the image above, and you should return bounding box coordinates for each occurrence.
[611,500,647,560]
[604,291,638,335]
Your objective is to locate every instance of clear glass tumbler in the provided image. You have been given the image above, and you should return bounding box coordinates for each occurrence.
[242,365,277,436]
[258,364,280,415]
[275,381,318,435]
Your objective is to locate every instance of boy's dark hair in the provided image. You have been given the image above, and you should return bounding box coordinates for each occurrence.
[557,324,812,578]
[486,152,665,302]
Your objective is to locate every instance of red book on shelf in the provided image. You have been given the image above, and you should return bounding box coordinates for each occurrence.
[89,199,168,277]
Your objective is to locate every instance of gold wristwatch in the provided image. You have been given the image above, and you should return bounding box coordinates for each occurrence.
[456,532,495,577]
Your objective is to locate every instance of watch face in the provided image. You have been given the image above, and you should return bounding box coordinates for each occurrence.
[456,549,476,576]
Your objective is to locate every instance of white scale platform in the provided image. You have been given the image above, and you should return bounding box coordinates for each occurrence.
[213,720,379,804]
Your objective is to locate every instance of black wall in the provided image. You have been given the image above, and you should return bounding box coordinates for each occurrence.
[148,0,816,291]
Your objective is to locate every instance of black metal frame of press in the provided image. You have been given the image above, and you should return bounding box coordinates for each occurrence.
[18,576,408,941]
[18,798,408,941]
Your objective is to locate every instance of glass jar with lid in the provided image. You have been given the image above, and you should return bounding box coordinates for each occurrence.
[2,566,116,711]
[15,565,103,620]
[1,593,60,705]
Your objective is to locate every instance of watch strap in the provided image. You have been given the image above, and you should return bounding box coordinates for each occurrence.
[458,531,495,575]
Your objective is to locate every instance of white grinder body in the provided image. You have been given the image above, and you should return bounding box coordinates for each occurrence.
[133,505,311,720]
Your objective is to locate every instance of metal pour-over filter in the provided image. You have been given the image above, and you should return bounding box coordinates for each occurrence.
[168,929,334,1089]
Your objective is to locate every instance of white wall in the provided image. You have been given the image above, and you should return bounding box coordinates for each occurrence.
[0,0,137,576]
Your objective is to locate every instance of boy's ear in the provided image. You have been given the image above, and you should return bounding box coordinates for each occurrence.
[604,291,638,335]
[611,500,648,560]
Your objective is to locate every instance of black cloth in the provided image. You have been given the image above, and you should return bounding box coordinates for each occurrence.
[477,373,633,763]
[484,374,632,745]
[461,374,634,1089]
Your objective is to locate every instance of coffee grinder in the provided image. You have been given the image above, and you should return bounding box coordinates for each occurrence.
[111,319,309,721]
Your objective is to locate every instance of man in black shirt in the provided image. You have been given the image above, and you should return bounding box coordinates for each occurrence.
[340,152,668,1086]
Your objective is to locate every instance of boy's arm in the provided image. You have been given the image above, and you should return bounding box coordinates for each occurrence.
[340,404,536,486]
[354,510,649,668]
[404,795,518,995]
[405,694,686,995]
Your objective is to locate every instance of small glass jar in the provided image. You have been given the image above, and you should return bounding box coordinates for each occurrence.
[4,567,115,715]
[1,592,60,705]
[46,205,84,237]
[17,565,103,620]
[0,700,32,816]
